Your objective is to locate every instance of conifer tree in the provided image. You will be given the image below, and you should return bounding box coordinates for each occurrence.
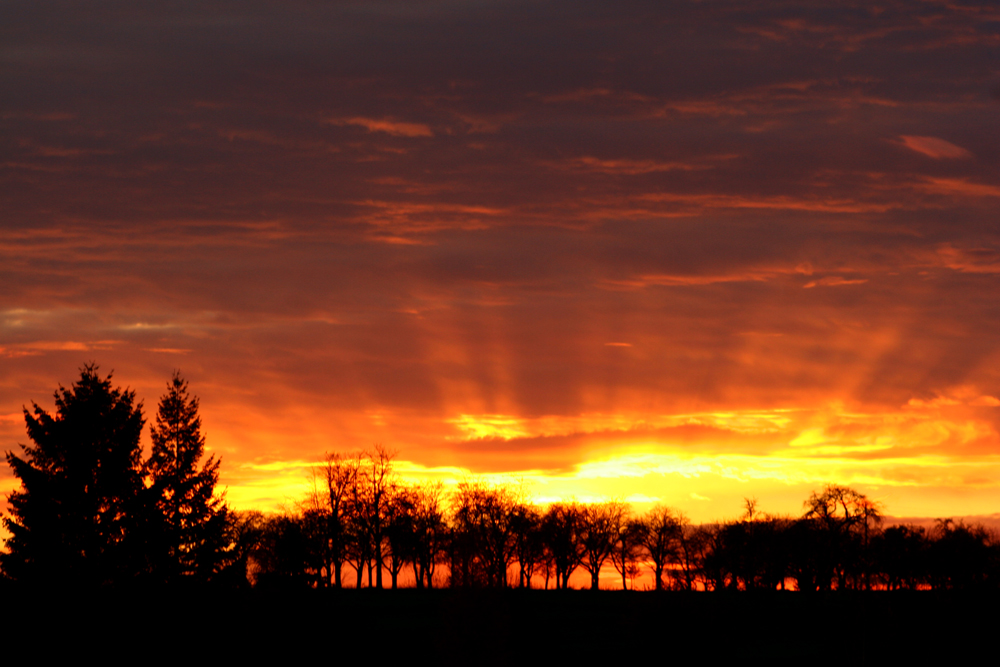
[1,364,147,585]
[146,371,229,582]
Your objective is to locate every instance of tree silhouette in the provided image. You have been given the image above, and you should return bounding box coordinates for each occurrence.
[873,524,927,590]
[784,517,823,592]
[408,481,447,588]
[250,513,312,590]
[2,364,147,586]
[928,519,996,590]
[321,451,361,587]
[345,504,373,588]
[145,372,230,583]
[542,502,585,589]
[217,510,266,589]
[709,501,788,591]
[580,500,628,590]
[383,485,417,589]
[333,445,397,587]
[637,505,682,591]
[802,484,882,590]
[354,444,396,588]
[511,503,545,588]
[450,481,523,588]
[671,517,708,591]
[610,514,644,590]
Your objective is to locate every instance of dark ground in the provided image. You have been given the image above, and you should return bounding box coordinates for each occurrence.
[3,588,995,665]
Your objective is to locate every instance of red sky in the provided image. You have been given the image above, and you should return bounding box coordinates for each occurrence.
[3,0,1000,524]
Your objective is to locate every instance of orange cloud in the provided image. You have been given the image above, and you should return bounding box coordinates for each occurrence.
[900,135,972,159]
[919,178,1000,198]
[547,156,701,174]
[936,245,1000,274]
[327,117,433,137]
[802,276,868,288]
[637,192,897,214]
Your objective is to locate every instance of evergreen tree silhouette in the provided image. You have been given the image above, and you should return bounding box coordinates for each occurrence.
[146,371,229,583]
[1,364,146,586]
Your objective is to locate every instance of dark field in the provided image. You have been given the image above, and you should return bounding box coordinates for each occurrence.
[6,589,995,665]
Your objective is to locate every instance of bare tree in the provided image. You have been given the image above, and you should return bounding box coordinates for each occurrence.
[321,451,361,587]
[610,514,644,590]
[542,502,585,589]
[638,505,682,591]
[383,484,416,589]
[579,500,628,591]
[671,516,707,591]
[803,484,883,590]
[344,507,372,588]
[511,503,545,588]
[350,444,397,589]
[409,481,447,588]
[450,480,521,587]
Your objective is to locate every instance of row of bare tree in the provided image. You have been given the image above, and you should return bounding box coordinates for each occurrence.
[231,448,1000,591]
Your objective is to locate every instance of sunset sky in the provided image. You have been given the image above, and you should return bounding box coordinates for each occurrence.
[3,0,1000,526]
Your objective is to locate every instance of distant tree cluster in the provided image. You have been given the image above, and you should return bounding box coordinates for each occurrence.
[1,365,231,587]
[241,456,1000,592]
[697,490,1000,592]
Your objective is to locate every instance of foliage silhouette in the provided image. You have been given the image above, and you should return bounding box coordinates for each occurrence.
[354,444,397,589]
[449,480,522,588]
[146,372,230,583]
[873,524,927,590]
[320,451,361,587]
[928,519,996,590]
[408,481,447,588]
[802,484,883,590]
[250,513,314,590]
[609,513,644,590]
[511,503,545,588]
[637,505,682,591]
[2,364,147,585]
[542,502,585,589]
[579,500,627,590]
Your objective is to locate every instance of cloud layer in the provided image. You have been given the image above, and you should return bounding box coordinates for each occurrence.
[3,0,1000,520]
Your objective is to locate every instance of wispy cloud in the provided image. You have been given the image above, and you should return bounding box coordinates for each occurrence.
[920,177,1000,198]
[326,117,433,137]
[900,135,972,159]
[803,276,869,288]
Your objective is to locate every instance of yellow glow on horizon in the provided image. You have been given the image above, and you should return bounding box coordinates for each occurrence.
[447,414,531,440]
[219,443,1000,521]
[789,428,825,448]
[9,386,999,531]
[199,391,1000,524]
[238,459,321,472]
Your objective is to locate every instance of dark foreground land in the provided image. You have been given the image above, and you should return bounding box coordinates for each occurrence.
[4,589,996,665]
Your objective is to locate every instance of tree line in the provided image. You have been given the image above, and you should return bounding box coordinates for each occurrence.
[245,457,1000,592]
[3,366,999,591]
